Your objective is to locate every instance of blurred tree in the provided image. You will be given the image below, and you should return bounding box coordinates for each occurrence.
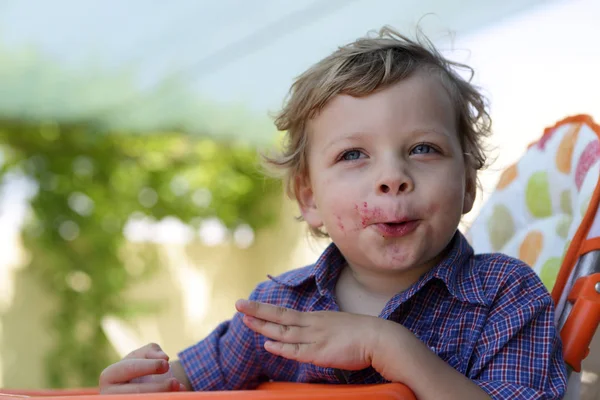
[0,119,281,388]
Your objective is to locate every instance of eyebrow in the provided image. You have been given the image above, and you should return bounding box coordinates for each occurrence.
[409,128,451,139]
[323,128,451,151]
[323,131,370,152]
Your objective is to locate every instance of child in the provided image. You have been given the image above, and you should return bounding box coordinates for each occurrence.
[99,26,567,399]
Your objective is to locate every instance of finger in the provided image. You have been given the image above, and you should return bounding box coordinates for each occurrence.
[125,343,169,360]
[263,341,314,364]
[101,377,182,394]
[236,300,305,326]
[100,359,169,386]
[242,315,308,343]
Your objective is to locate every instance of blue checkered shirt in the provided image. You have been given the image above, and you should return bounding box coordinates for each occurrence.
[179,231,567,399]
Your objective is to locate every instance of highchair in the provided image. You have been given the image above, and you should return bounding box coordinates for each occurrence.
[468,114,600,399]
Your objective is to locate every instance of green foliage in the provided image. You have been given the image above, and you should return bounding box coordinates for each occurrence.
[0,118,281,388]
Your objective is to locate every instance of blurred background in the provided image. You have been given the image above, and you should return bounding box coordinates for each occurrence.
[0,0,599,396]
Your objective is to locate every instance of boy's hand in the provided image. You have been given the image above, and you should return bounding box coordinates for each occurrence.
[99,343,188,394]
[236,299,390,372]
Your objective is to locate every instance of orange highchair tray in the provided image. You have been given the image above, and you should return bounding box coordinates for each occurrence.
[0,382,416,400]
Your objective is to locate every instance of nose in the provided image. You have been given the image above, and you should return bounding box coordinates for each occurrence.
[376,162,414,195]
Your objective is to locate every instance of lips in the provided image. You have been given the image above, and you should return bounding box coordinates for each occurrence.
[373,220,420,237]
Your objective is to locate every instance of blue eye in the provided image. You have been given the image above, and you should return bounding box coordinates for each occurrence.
[341,150,364,161]
[411,144,436,155]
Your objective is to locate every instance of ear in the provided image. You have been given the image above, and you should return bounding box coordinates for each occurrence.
[295,174,323,229]
[462,169,477,214]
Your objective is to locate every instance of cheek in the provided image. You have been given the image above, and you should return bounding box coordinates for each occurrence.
[316,176,357,206]
[430,166,466,198]
[426,202,440,215]
[335,214,345,232]
[422,173,465,219]
[354,202,384,227]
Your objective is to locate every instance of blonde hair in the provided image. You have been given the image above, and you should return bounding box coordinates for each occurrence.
[263,26,491,237]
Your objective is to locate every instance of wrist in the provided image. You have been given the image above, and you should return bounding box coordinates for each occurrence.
[369,319,411,381]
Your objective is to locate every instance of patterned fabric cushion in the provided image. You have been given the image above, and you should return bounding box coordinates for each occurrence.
[468,115,600,292]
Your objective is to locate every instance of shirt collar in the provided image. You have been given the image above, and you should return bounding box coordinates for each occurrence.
[269,231,488,306]
[268,242,345,296]
[427,231,489,306]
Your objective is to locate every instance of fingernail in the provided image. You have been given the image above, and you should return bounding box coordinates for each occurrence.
[157,350,168,358]
[236,299,248,308]
[265,341,281,350]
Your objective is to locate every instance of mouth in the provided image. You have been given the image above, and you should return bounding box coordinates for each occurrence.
[382,218,412,225]
[373,220,420,237]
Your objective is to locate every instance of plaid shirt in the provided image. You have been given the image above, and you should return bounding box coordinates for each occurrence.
[179,231,567,399]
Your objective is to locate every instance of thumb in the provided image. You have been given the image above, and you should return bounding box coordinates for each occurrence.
[130,365,175,384]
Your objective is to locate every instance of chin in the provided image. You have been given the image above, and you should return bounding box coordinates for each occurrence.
[376,255,418,271]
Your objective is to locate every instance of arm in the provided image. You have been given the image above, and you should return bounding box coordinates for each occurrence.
[175,310,265,391]
[372,321,491,399]
[238,275,566,400]
[468,287,567,398]
[374,273,567,399]
[237,299,486,398]
[175,285,268,391]
[169,360,192,391]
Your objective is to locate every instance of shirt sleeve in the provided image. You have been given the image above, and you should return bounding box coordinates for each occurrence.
[177,289,265,391]
[469,268,567,399]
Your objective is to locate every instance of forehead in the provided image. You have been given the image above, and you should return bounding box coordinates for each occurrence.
[307,72,457,143]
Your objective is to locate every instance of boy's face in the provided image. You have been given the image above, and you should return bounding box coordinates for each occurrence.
[297,72,475,279]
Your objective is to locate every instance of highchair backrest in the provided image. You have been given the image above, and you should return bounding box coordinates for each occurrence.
[468,114,600,372]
